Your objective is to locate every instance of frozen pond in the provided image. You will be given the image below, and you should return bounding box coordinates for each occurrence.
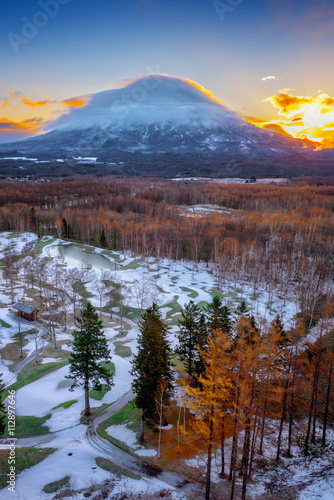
[47,244,119,270]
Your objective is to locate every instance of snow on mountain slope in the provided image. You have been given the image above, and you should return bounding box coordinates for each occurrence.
[46,75,296,150]
[1,75,293,150]
[51,75,241,130]
[0,74,325,178]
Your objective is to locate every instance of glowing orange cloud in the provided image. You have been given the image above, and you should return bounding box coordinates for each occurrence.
[248,91,334,149]
[63,97,88,108]
[0,92,89,140]
[183,79,223,104]
[0,117,42,133]
[268,93,313,113]
[20,96,88,109]
[22,97,54,108]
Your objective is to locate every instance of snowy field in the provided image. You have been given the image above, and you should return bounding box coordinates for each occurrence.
[0,232,331,499]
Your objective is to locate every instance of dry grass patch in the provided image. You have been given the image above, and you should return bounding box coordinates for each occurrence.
[40,340,71,359]
[0,339,29,367]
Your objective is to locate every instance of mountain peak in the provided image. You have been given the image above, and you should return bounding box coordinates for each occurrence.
[0,74,313,179]
[49,74,232,131]
[120,74,223,104]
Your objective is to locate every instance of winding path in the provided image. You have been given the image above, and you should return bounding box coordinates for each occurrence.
[3,319,48,388]
[0,315,215,499]
[0,389,208,498]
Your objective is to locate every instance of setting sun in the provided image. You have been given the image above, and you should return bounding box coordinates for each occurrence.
[248,91,334,149]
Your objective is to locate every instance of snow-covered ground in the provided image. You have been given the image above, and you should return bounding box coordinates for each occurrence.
[0,231,331,499]
[185,422,334,499]
[0,425,183,499]
[106,424,157,457]
[0,232,38,254]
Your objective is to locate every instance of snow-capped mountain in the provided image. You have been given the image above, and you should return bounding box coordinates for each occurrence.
[0,75,331,177]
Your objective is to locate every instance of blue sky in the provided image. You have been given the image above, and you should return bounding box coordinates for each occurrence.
[1,0,334,143]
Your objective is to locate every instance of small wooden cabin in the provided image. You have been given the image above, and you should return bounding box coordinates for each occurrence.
[13,303,38,321]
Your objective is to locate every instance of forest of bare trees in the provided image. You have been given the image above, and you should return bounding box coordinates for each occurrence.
[1,179,333,329]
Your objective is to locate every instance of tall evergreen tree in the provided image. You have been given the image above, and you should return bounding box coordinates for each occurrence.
[131,303,174,440]
[196,313,209,377]
[176,301,208,377]
[67,301,113,416]
[271,314,289,349]
[235,300,249,318]
[206,296,232,335]
[0,374,6,436]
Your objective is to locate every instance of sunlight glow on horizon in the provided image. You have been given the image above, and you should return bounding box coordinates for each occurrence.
[1,76,334,149]
[247,91,334,149]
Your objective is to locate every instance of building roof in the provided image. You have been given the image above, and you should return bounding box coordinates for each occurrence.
[13,303,37,315]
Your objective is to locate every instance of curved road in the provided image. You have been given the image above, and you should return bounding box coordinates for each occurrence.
[0,388,207,498]
[3,319,48,388]
[0,314,212,499]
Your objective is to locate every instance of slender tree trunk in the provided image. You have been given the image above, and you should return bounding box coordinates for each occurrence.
[188,337,193,377]
[206,404,214,500]
[276,378,289,461]
[34,332,39,364]
[287,383,295,458]
[322,346,334,446]
[259,387,268,454]
[18,315,23,358]
[277,354,292,461]
[158,417,162,459]
[304,368,317,456]
[177,403,182,450]
[220,412,226,477]
[242,416,251,500]
[84,378,90,416]
[139,408,145,442]
[287,350,297,458]
[64,309,67,331]
[229,385,240,482]
[249,408,260,478]
[53,328,57,350]
[311,360,320,444]
[109,292,113,319]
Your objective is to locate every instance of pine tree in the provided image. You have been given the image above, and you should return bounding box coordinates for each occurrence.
[131,303,174,440]
[195,313,209,377]
[235,300,249,318]
[175,301,208,377]
[206,296,232,335]
[0,374,6,436]
[272,314,289,349]
[66,301,113,416]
